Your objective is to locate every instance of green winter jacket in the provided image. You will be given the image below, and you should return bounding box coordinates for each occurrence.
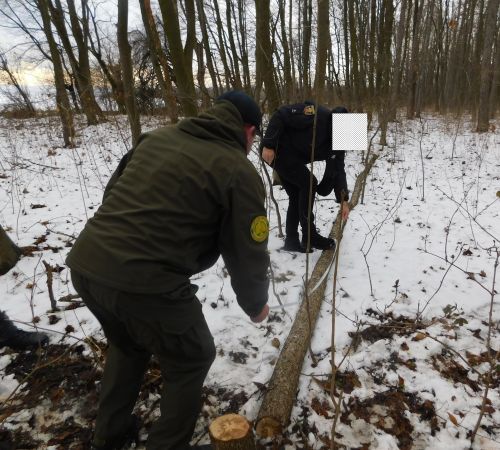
[66,101,269,317]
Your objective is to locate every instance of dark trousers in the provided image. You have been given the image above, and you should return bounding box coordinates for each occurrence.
[274,152,318,239]
[71,271,215,450]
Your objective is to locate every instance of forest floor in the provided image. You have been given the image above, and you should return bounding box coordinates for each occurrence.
[0,112,499,449]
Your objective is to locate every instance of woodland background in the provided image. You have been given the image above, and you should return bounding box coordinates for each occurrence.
[0,0,499,142]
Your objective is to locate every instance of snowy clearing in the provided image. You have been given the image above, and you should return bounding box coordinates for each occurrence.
[0,113,499,449]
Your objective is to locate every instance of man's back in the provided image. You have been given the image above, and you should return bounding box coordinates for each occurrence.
[262,101,332,161]
[67,101,268,307]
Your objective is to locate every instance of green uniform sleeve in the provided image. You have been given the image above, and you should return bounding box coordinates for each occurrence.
[219,167,270,318]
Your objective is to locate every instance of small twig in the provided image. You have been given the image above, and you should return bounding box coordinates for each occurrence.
[268,263,292,320]
[259,157,284,238]
[42,260,59,312]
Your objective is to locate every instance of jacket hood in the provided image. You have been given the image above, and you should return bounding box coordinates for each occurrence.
[177,101,247,152]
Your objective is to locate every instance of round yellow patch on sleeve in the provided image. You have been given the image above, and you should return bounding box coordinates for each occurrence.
[250,216,269,242]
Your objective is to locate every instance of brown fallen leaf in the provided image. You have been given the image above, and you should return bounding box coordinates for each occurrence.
[448,412,458,426]
[412,332,427,341]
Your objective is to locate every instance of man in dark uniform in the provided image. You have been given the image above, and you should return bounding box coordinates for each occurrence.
[261,103,350,252]
[66,91,270,450]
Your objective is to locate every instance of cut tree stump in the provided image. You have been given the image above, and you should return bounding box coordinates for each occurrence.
[209,413,256,449]
[256,154,380,437]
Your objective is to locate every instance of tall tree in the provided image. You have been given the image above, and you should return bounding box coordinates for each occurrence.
[117,0,141,145]
[407,0,421,118]
[196,0,220,96]
[139,0,178,123]
[48,0,103,125]
[301,0,313,99]
[477,0,500,131]
[389,0,408,120]
[226,0,243,89]
[37,0,74,147]
[255,0,281,112]
[313,0,329,103]
[159,0,198,116]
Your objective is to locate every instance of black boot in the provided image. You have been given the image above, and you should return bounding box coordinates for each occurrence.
[91,415,140,450]
[283,235,308,253]
[302,233,336,251]
[0,311,48,350]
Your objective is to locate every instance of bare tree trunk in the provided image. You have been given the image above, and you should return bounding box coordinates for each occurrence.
[140,0,179,123]
[472,0,486,115]
[66,0,104,123]
[159,0,198,117]
[236,0,251,92]
[37,0,74,147]
[489,29,500,116]
[226,0,243,89]
[48,0,102,125]
[211,0,233,89]
[313,0,329,103]
[367,0,376,119]
[117,0,141,145]
[196,0,220,96]
[279,0,293,103]
[347,0,360,109]
[407,0,420,118]
[302,0,312,99]
[196,42,210,109]
[477,0,500,131]
[84,3,126,113]
[389,0,408,120]
[255,0,281,112]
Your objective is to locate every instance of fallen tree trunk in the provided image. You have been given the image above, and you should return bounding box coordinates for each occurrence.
[0,226,21,276]
[255,153,379,438]
[209,413,256,449]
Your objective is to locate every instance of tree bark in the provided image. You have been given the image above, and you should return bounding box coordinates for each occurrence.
[313,0,329,103]
[477,0,500,131]
[226,0,243,90]
[255,0,280,112]
[407,0,420,119]
[37,0,74,147]
[301,0,312,99]
[48,0,103,125]
[117,0,141,145]
[196,0,220,96]
[389,0,408,120]
[209,414,255,449]
[159,0,198,117]
[84,2,126,113]
[278,0,293,103]
[67,0,104,123]
[489,28,500,116]
[347,0,360,109]
[255,154,380,438]
[139,0,179,123]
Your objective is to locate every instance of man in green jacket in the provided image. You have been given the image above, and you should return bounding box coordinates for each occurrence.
[66,91,270,450]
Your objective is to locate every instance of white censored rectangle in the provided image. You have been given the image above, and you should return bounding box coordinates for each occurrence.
[331,113,367,151]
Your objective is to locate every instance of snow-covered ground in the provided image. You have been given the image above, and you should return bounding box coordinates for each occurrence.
[0,112,498,449]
